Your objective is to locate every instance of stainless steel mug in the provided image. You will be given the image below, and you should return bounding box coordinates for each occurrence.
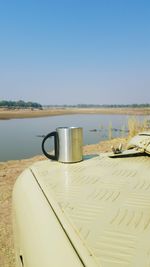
[42,127,83,163]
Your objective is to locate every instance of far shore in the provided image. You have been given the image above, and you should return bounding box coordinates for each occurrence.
[0,107,150,120]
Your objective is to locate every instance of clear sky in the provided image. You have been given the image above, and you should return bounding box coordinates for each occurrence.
[0,0,150,105]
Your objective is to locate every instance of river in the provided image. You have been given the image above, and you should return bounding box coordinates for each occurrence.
[0,114,148,161]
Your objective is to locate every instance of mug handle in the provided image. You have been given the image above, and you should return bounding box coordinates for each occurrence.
[41,131,58,160]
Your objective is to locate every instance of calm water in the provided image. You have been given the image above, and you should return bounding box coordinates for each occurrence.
[0,114,148,161]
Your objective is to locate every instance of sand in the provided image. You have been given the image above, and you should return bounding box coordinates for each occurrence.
[0,137,127,267]
[0,107,150,120]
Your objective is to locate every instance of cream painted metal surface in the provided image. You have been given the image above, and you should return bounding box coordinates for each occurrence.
[13,169,85,267]
[13,153,150,267]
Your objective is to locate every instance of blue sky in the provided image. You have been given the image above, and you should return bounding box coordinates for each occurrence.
[0,0,150,105]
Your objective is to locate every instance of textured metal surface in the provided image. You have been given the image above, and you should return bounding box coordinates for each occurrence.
[31,154,150,267]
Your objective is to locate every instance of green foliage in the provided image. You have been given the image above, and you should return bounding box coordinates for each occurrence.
[0,100,42,109]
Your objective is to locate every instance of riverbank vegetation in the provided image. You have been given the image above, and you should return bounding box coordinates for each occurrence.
[107,116,150,140]
[127,117,150,136]
[0,100,42,109]
[1,100,150,109]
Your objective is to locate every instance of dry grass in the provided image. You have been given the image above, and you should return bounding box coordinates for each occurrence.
[128,116,150,137]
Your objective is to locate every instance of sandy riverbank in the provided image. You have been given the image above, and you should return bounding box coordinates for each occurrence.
[0,137,128,267]
[0,107,150,120]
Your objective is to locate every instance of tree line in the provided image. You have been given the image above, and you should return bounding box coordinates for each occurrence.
[1,101,150,109]
[44,103,150,108]
[0,100,42,109]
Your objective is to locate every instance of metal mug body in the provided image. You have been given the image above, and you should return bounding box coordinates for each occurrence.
[42,127,83,163]
[57,127,83,163]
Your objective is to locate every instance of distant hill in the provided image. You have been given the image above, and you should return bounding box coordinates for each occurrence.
[0,100,42,109]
